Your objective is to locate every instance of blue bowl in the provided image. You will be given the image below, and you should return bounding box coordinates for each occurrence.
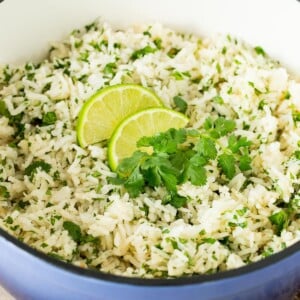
[0,1,299,299]
[0,227,299,300]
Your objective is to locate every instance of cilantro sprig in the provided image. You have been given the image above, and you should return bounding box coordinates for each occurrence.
[111,117,253,208]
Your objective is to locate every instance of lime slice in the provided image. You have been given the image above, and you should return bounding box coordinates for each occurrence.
[77,84,163,147]
[108,107,189,170]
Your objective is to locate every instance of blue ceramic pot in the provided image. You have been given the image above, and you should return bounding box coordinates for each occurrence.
[0,1,299,299]
[0,227,299,300]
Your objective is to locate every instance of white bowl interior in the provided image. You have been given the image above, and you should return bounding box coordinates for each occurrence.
[1,0,300,75]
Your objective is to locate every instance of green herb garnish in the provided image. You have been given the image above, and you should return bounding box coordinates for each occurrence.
[254,46,266,56]
[112,116,252,207]
[269,210,289,235]
[42,112,57,126]
[131,46,157,60]
[173,96,188,113]
[24,160,51,177]
[63,221,82,242]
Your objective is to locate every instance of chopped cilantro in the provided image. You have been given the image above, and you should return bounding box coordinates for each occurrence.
[74,40,83,49]
[153,38,162,49]
[293,111,300,123]
[41,82,52,93]
[183,163,207,186]
[206,117,236,139]
[41,242,48,248]
[283,91,291,100]
[63,221,82,242]
[143,31,151,37]
[131,46,157,60]
[294,150,300,160]
[166,237,179,250]
[5,216,13,224]
[103,63,117,75]
[218,153,236,179]
[168,194,188,208]
[258,99,266,110]
[171,71,184,80]
[262,247,274,258]
[248,81,262,96]
[48,253,65,261]
[228,221,247,228]
[269,210,289,235]
[195,137,217,160]
[254,46,266,56]
[42,112,57,126]
[16,200,30,209]
[137,128,187,154]
[239,154,252,171]
[212,95,224,104]
[0,100,10,118]
[0,185,9,198]
[80,51,89,62]
[227,135,251,153]
[202,238,216,244]
[173,96,188,113]
[221,47,227,55]
[24,160,51,177]
[85,22,97,31]
[167,48,180,58]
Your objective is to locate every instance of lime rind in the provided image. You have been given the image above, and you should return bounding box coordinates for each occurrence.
[77,84,163,147]
[108,107,189,170]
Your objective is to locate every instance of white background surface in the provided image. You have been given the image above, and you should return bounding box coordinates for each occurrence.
[0,0,300,74]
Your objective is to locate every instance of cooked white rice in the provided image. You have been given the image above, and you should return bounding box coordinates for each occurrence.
[0,21,299,278]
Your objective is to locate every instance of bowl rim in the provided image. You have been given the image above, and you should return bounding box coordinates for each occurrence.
[0,226,299,286]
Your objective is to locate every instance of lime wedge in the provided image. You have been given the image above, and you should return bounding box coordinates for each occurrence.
[77,84,163,147]
[108,107,189,170]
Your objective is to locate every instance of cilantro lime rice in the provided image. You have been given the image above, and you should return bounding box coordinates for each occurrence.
[0,21,299,278]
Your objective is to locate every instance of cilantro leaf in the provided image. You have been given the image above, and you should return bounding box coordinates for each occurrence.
[131,46,157,60]
[124,167,145,197]
[210,117,236,138]
[0,100,10,118]
[116,151,148,178]
[269,210,289,235]
[202,238,216,244]
[184,163,207,186]
[63,221,82,242]
[212,95,224,104]
[218,153,236,179]
[173,96,188,113]
[142,154,177,189]
[42,112,57,126]
[103,62,117,75]
[170,149,197,178]
[254,46,265,56]
[163,192,187,208]
[153,38,162,49]
[228,135,251,153]
[24,160,51,177]
[189,153,208,167]
[169,194,188,208]
[203,117,214,130]
[0,185,9,199]
[239,154,252,171]
[137,128,187,154]
[159,166,178,192]
[195,137,217,160]
[204,117,236,139]
[167,48,180,58]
